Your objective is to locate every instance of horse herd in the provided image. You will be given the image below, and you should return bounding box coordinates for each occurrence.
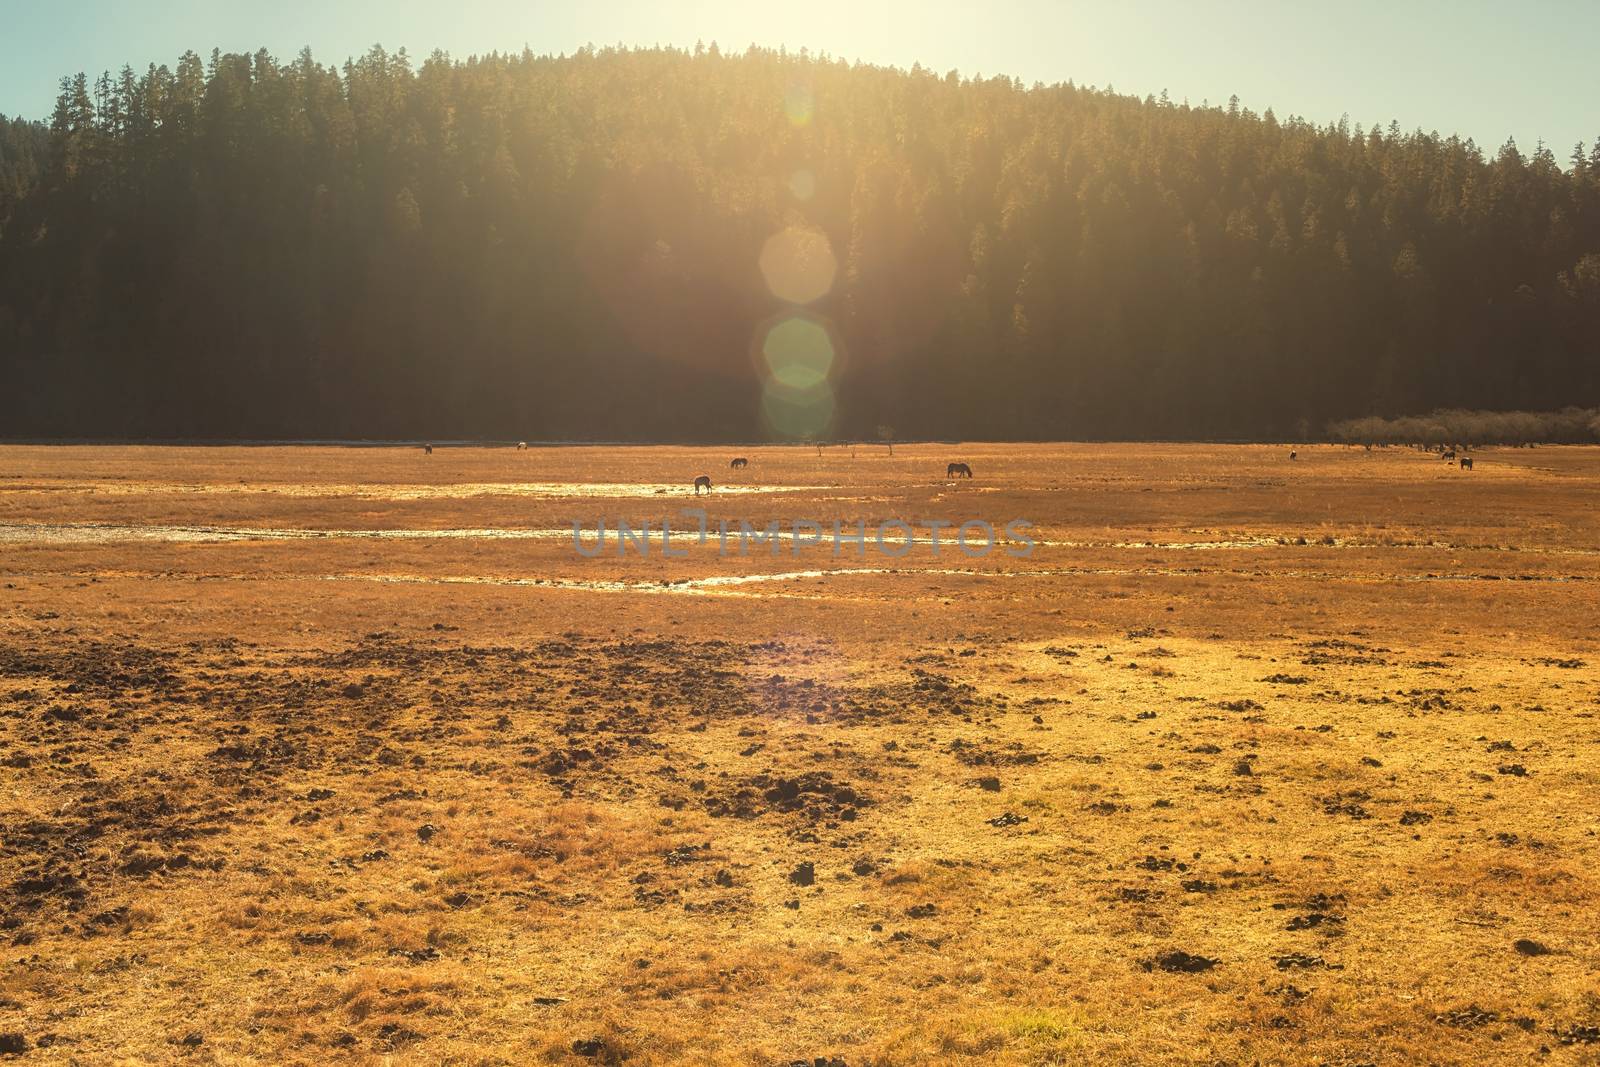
[416,444,976,493]
[1290,447,1474,470]
[690,457,973,494]
[416,444,1481,492]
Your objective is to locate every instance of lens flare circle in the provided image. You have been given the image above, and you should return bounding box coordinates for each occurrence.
[784,84,814,127]
[761,379,835,441]
[758,227,837,305]
[761,314,836,390]
[788,169,816,201]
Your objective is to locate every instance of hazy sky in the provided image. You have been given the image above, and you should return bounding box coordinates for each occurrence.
[3,0,1597,157]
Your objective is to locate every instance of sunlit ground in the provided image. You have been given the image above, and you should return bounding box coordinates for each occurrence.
[1,443,1597,1064]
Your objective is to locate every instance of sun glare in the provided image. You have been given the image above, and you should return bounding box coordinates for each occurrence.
[783,82,814,126]
[757,225,837,305]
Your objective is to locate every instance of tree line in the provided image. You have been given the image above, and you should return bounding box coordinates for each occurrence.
[0,115,46,239]
[1329,407,1600,447]
[1,44,1598,441]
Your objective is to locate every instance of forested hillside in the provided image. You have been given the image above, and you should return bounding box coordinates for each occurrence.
[1,45,1598,440]
[0,115,47,238]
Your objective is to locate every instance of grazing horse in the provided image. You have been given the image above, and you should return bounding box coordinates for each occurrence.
[693,475,712,494]
[424,443,433,455]
[947,462,973,479]
[517,441,527,451]
[730,457,749,469]
[1442,450,1456,460]
[1460,457,1473,470]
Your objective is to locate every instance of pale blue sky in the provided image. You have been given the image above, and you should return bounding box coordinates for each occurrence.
[2,0,1596,158]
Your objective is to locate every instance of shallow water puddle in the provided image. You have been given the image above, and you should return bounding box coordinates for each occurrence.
[316,568,897,596]
[0,523,576,544]
[2,481,824,499]
[296,564,1587,598]
[2,522,1595,558]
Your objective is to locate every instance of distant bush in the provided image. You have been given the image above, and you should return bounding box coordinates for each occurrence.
[1327,408,1600,446]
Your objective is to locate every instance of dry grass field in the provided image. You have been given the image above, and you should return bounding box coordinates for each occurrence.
[1,442,1598,1065]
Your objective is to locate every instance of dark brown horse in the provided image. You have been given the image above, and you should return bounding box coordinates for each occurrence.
[730,457,749,469]
[694,475,712,494]
[1459,457,1473,470]
[947,462,972,479]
